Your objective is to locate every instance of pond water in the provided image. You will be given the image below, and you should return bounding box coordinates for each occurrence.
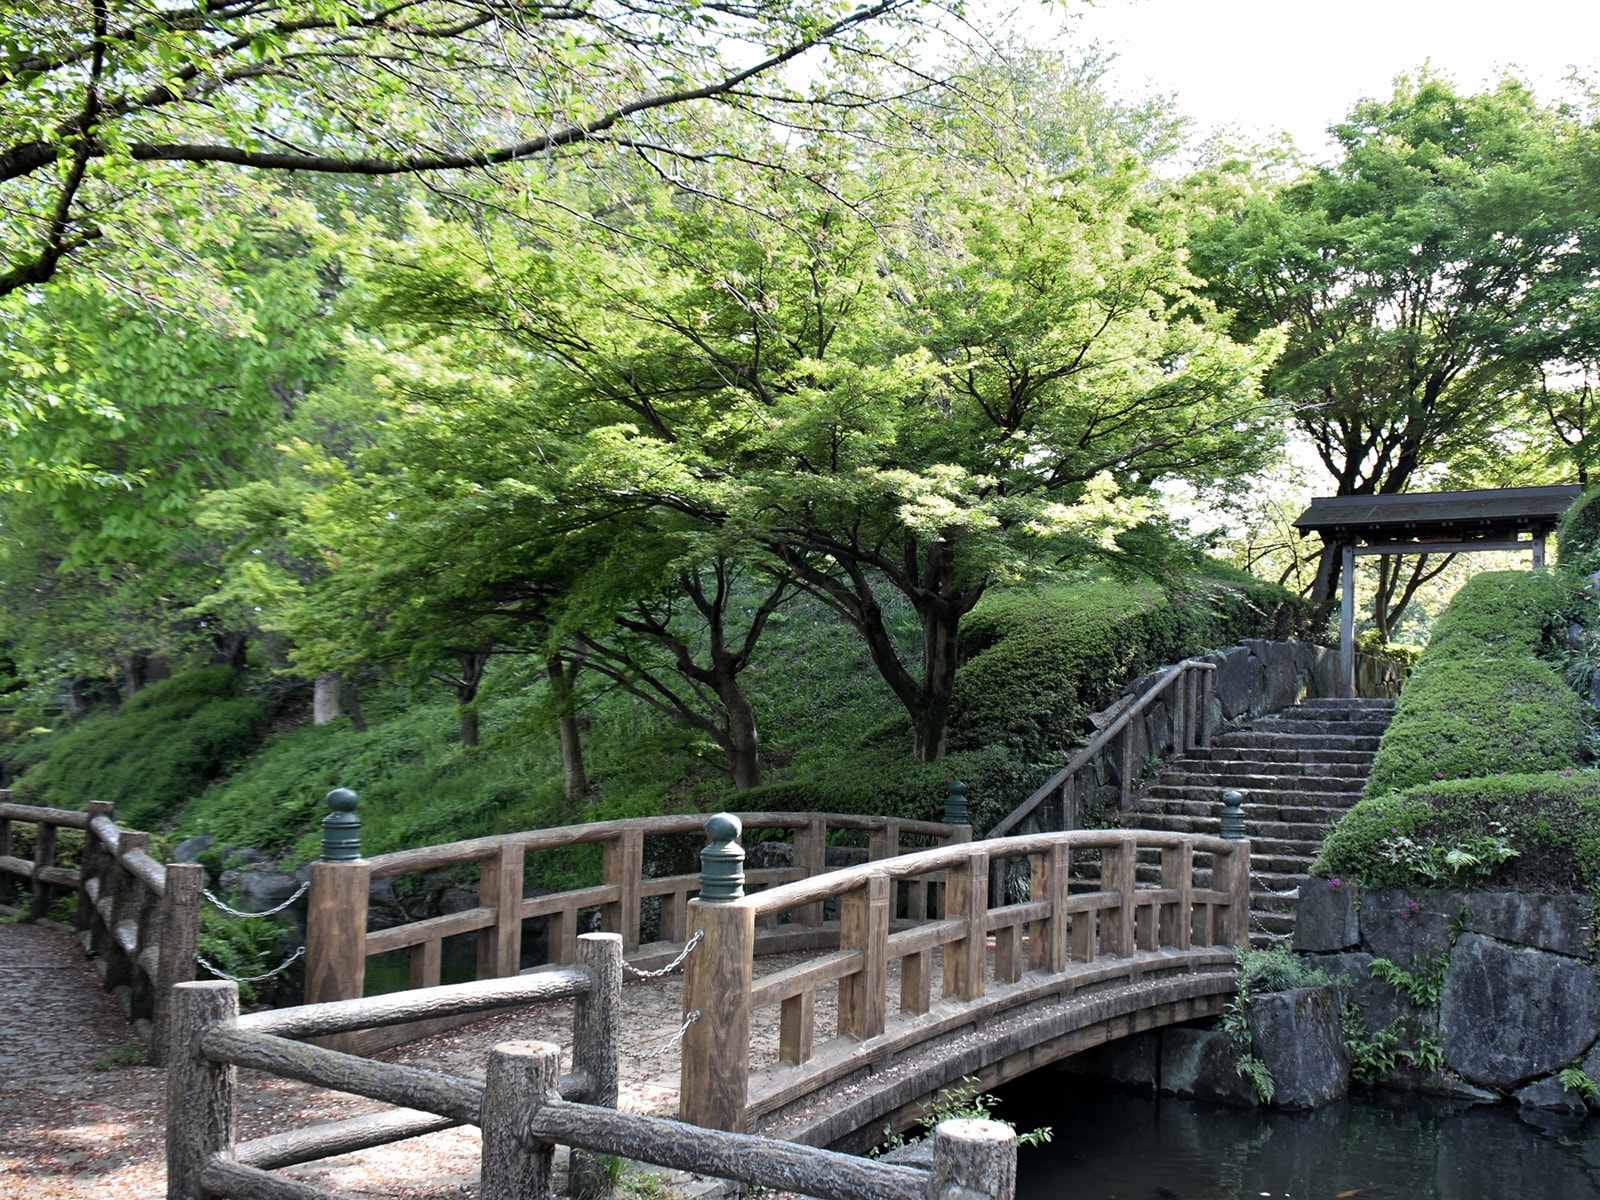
[994,1075,1600,1200]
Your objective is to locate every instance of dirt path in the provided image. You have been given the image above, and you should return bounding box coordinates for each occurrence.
[0,921,748,1199]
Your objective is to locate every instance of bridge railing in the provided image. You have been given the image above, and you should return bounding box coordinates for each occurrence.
[169,930,1014,1200]
[306,810,968,1043]
[0,794,202,1064]
[679,825,1249,1132]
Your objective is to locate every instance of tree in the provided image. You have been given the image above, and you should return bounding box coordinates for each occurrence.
[1189,74,1600,631]
[0,0,927,299]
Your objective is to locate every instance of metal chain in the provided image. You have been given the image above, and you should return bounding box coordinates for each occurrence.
[196,945,306,984]
[622,929,703,979]
[202,880,310,919]
[644,1009,699,1058]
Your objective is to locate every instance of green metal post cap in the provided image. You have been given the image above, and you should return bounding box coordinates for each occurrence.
[321,787,363,862]
[945,779,970,826]
[699,811,745,903]
[1219,788,1247,841]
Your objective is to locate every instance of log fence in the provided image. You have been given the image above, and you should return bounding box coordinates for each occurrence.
[167,929,1015,1200]
[0,792,201,1064]
[678,822,1250,1135]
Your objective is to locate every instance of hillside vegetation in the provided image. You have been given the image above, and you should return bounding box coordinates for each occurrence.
[7,566,1311,867]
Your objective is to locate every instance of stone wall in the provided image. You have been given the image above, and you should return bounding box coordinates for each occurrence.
[1298,882,1600,1117]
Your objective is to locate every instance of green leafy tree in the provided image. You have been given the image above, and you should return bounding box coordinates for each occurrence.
[0,0,928,299]
[1189,74,1600,632]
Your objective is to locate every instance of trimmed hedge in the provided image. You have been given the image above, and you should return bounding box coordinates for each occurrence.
[1315,772,1600,893]
[947,574,1312,760]
[1362,571,1582,797]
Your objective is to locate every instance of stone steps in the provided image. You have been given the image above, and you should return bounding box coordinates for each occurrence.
[1118,693,1394,946]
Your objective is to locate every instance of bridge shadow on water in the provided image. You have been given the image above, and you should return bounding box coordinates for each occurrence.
[993,1074,1600,1200]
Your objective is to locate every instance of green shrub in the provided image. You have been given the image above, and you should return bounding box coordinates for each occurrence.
[1559,486,1600,576]
[1363,572,1583,796]
[10,668,278,830]
[947,573,1311,760]
[1315,771,1600,892]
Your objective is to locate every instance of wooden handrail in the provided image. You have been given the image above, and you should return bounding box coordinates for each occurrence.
[989,657,1217,839]
[678,827,1250,1133]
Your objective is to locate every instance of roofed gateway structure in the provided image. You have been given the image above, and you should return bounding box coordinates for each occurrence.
[1293,485,1583,696]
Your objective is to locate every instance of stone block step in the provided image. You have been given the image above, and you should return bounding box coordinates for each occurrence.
[1214,732,1383,752]
[1168,758,1373,780]
[1143,787,1364,811]
[1131,796,1356,822]
[1184,746,1378,767]
[1237,717,1393,737]
[1155,771,1369,792]
[1127,815,1336,842]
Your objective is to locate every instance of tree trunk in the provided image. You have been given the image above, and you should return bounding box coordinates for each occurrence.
[313,674,343,725]
[720,677,762,790]
[457,652,489,749]
[1309,540,1341,605]
[345,679,367,733]
[912,605,962,764]
[546,657,590,802]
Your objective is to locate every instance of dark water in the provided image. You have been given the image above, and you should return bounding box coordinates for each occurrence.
[994,1075,1600,1200]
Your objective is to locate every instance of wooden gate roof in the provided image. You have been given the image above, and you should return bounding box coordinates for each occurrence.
[1292,485,1582,548]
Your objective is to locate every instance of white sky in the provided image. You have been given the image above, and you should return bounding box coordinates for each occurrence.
[1017,0,1600,161]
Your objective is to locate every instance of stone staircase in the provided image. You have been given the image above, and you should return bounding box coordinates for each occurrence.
[1122,696,1396,945]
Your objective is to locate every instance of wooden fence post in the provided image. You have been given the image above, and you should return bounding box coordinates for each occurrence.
[150,862,204,1068]
[481,1041,560,1200]
[478,843,525,980]
[930,1118,1017,1200]
[166,980,239,1200]
[1213,840,1252,948]
[571,932,621,1200]
[305,860,370,1006]
[28,817,57,921]
[1028,843,1069,974]
[78,801,114,945]
[105,829,149,993]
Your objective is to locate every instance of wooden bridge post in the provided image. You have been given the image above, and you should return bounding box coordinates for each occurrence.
[680,813,755,1132]
[478,842,526,978]
[1213,839,1253,948]
[570,932,621,1200]
[166,980,239,1200]
[1100,836,1136,959]
[1029,843,1069,973]
[602,828,644,952]
[793,817,826,926]
[839,874,889,1042]
[945,848,988,1001]
[481,1041,560,1200]
[305,860,370,1006]
[150,861,204,1067]
[931,1118,1018,1200]
[28,817,57,921]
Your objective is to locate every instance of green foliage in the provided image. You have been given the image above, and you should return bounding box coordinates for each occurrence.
[1357,630,1422,672]
[1315,772,1600,892]
[947,572,1311,759]
[1235,1054,1276,1105]
[874,1077,1051,1156]
[1560,1064,1600,1101]
[1370,953,1450,1010]
[1364,572,1583,796]
[92,1042,146,1071]
[1559,488,1600,577]
[8,668,277,830]
[1343,1010,1445,1082]
[196,906,298,1006]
